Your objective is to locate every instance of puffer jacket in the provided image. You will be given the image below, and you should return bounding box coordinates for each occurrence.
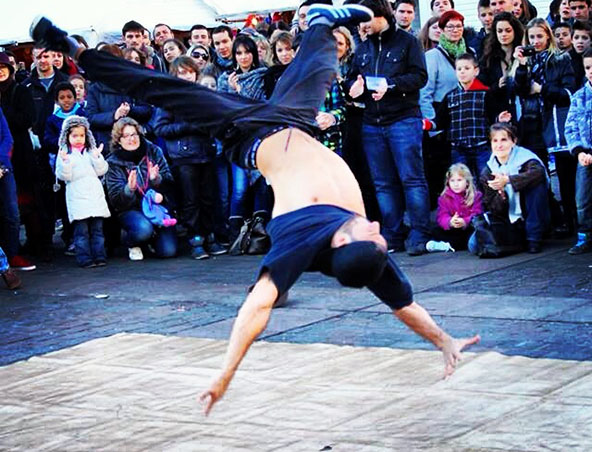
[105,138,173,214]
[152,108,216,164]
[86,81,153,152]
[515,51,576,150]
[565,81,592,156]
[347,20,427,125]
[55,116,110,222]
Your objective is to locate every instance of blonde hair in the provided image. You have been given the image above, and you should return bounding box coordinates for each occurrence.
[442,163,477,207]
[525,18,559,54]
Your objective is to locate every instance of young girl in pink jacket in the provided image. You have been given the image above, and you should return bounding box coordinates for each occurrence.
[428,163,483,252]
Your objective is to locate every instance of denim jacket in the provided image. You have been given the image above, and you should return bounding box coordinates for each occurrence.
[565,82,592,156]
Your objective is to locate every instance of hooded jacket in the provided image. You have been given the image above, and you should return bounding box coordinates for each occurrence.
[54,115,110,222]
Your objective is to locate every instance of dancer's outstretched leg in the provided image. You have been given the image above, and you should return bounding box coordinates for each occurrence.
[30,17,262,138]
[268,5,373,125]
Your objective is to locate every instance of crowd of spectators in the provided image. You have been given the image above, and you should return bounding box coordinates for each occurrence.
[2,0,592,288]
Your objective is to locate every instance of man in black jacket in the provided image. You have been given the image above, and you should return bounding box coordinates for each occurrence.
[23,48,69,260]
[347,0,430,255]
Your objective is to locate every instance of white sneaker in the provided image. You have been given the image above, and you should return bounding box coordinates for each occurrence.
[128,247,144,261]
[426,240,455,253]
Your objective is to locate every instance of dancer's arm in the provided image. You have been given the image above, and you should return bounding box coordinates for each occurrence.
[200,274,278,415]
[394,302,480,378]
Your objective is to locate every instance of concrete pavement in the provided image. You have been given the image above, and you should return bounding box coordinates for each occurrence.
[1,239,591,450]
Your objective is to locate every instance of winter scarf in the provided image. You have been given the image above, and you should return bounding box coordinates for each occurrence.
[439,35,467,60]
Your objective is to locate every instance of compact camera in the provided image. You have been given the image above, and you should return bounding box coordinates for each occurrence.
[521,45,536,57]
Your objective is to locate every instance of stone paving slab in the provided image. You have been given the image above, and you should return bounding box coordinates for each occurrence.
[1,333,591,451]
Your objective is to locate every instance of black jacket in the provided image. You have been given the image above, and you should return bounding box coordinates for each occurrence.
[23,69,69,138]
[105,138,173,214]
[86,81,153,153]
[0,80,37,188]
[346,21,427,125]
[152,107,216,164]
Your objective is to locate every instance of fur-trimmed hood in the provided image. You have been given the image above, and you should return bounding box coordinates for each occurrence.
[58,115,97,151]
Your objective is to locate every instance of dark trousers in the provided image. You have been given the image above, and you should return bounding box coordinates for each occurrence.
[72,217,105,266]
[0,171,20,258]
[119,210,177,258]
[77,24,337,168]
[172,162,216,238]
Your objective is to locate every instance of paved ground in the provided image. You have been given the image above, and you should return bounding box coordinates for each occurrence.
[1,239,591,450]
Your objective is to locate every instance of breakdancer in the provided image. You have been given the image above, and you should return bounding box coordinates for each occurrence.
[31,4,479,416]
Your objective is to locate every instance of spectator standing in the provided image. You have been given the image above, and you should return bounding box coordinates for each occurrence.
[348,0,430,255]
[55,116,110,267]
[514,18,577,232]
[431,0,454,18]
[211,25,235,77]
[420,11,472,208]
[153,57,224,259]
[564,48,592,254]
[570,21,592,87]
[24,47,69,260]
[553,21,573,51]
[468,0,495,58]
[490,0,515,15]
[161,38,187,71]
[153,23,174,52]
[569,0,591,23]
[394,0,416,35]
[189,25,212,49]
[418,16,441,51]
[0,52,39,270]
[122,20,165,72]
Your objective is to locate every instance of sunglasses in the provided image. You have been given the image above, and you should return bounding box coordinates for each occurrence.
[192,52,209,60]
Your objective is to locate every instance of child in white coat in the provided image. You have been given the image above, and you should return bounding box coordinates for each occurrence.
[55,115,110,267]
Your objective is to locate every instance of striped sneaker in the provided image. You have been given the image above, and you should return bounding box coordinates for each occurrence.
[306,4,373,28]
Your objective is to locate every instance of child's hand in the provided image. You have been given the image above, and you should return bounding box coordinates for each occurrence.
[127,169,137,191]
[450,213,465,229]
[92,143,104,158]
[498,111,512,123]
[59,149,70,163]
[148,161,160,181]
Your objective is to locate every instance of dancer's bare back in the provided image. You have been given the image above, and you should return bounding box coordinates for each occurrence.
[257,128,366,218]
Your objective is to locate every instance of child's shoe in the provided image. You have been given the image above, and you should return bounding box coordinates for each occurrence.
[2,268,22,290]
[306,4,373,28]
[426,240,455,253]
[8,255,37,271]
[128,247,144,261]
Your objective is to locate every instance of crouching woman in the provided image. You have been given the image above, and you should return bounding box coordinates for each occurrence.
[479,123,550,254]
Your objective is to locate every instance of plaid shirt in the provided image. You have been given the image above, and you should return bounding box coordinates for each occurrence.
[317,79,345,154]
[435,79,492,148]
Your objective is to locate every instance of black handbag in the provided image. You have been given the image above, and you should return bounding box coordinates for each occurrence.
[471,213,524,258]
[229,215,271,256]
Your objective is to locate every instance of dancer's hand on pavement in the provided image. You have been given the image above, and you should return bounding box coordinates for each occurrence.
[200,374,231,416]
[349,75,365,99]
[441,334,480,379]
[316,112,336,130]
[127,169,137,191]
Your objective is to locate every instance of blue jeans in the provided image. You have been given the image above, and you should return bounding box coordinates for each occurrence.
[230,164,272,218]
[362,118,431,246]
[214,146,231,238]
[522,179,551,242]
[576,163,592,233]
[119,210,177,257]
[451,143,490,181]
[0,246,8,272]
[72,217,106,266]
[0,171,21,258]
